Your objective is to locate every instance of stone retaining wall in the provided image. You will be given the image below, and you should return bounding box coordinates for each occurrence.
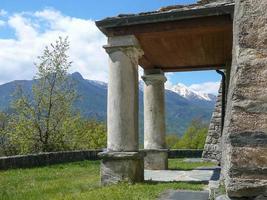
[168,149,203,158]
[0,150,102,170]
[0,149,203,170]
[202,84,222,162]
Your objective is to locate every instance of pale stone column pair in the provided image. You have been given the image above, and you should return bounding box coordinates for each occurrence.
[142,69,168,170]
[98,35,144,185]
[99,35,168,185]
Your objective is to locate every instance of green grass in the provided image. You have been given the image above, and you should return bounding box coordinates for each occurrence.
[0,159,214,200]
[168,158,216,170]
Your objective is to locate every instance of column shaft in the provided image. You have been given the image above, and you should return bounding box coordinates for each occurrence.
[107,47,139,151]
[142,70,168,170]
[143,73,166,149]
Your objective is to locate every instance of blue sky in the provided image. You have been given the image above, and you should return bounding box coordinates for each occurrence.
[0,0,221,94]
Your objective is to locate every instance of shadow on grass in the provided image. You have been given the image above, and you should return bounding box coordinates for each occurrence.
[143,180,209,185]
[167,166,219,171]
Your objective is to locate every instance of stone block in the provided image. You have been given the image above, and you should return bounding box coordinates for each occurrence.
[143,149,168,170]
[220,0,267,197]
[99,151,144,185]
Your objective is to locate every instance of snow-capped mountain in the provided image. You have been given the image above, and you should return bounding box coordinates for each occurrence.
[0,72,216,136]
[168,83,216,102]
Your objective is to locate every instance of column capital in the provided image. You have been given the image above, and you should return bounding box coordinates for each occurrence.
[104,35,144,65]
[142,69,167,85]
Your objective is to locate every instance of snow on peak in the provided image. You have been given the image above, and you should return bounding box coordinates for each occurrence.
[87,80,107,88]
[171,83,193,98]
[168,83,214,101]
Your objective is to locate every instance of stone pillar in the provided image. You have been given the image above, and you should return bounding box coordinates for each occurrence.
[142,69,168,170]
[221,0,267,198]
[98,35,144,185]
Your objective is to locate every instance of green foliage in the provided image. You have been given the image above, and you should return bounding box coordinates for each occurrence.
[165,134,180,149]
[0,160,204,200]
[166,119,208,149]
[69,120,107,150]
[0,37,107,156]
[0,112,9,156]
[8,37,76,153]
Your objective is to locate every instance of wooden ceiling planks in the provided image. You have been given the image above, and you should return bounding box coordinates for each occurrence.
[103,15,233,72]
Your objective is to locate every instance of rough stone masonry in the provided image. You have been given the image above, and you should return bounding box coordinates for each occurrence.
[203,84,223,163]
[221,0,267,198]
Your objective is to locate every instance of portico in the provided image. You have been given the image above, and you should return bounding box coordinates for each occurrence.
[96,0,233,185]
[96,0,267,198]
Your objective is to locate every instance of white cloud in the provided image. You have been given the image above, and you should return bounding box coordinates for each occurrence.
[0,9,7,16]
[0,8,108,84]
[188,81,220,94]
[0,8,221,94]
[165,80,174,90]
[0,20,5,26]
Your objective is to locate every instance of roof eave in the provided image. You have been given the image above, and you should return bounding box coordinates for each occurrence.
[95,3,234,36]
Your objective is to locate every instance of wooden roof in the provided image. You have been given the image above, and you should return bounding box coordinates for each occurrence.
[96,1,234,72]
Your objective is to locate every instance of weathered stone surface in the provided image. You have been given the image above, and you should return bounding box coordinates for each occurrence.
[101,35,144,185]
[100,151,144,185]
[142,69,167,150]
[216,195,267,200]
[142,69,168,170]
[145,167,220,182]
[216,195,231,200]
[105,35,143,152]
[158,190,209,200]
[197,0,234,4]
[143,149,168,170]
[221,0,267,198]
[203,83,223,162]
[0,150,102,170]
[98,151,144,160]
[168,149,203,158]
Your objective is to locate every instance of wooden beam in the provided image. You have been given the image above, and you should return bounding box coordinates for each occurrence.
[106,15,232,36]
[152,64,225,72]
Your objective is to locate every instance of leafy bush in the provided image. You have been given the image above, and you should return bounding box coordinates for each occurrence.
[166,119,208,149]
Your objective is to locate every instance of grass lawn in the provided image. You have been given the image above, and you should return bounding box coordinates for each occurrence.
[168,158,216,170]
[0,159,215,200]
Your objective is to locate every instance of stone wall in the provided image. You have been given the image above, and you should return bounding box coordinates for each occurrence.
[202,84,222,162]
[221,0,267,198]
[168,149,203,158]
[0,149,204,170]
[0,150,102,170]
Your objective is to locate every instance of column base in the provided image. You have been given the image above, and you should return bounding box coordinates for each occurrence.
[98,151,144,185]
[143,149,168,170]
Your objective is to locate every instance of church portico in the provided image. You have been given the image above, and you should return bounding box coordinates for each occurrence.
[96,0,267,198]
[97,0,234,186]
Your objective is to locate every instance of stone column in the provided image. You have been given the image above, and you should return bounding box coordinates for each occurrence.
[98,35,144,185]
[142,69,168,170]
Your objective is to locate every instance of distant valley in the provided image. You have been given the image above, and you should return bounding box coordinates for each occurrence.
[0,72,217,139]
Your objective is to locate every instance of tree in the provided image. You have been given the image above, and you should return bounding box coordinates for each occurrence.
[70,120,107,150]
[175,119,208,149]
[165,134,180,149]
[0,112,8,156]
[11,37,78,153]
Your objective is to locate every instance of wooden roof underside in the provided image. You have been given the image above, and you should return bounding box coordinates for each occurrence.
[96,3,234,72]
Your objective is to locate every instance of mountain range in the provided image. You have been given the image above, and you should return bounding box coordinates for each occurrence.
[0,72,217,138]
